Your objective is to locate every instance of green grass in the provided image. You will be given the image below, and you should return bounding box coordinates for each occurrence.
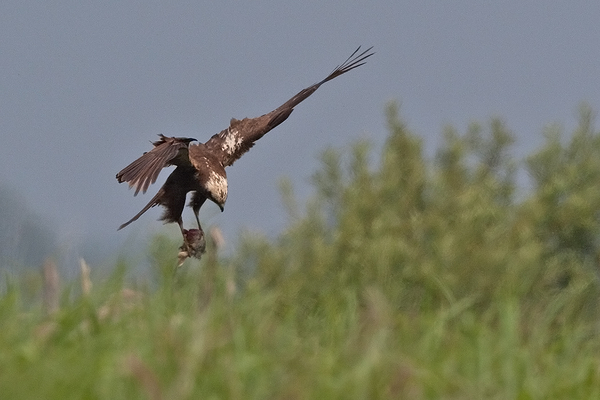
[1,257,599,399]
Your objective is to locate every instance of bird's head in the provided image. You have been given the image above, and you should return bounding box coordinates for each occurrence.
[214,194,226,212]
[205,170,228,212]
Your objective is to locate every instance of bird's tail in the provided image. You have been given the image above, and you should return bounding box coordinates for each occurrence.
[118,187,164,230]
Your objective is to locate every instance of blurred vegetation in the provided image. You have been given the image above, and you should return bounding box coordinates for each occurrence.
[2,104,600,399]
[0,186,56,271]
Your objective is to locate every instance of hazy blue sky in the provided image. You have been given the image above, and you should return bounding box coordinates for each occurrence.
[2,1,599,263]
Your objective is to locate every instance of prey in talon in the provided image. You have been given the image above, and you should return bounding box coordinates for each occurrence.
[177,228,206,266]
[116,47,374,260]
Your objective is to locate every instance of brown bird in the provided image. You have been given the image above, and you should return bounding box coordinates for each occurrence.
[116,46,373,254]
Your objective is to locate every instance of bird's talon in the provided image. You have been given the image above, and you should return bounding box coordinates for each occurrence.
[178,228,206,265]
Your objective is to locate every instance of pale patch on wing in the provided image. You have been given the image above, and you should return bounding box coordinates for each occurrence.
[220,128,243,156]
[207,170,228,204]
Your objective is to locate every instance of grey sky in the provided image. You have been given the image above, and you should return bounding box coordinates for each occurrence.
[1,1,599,263]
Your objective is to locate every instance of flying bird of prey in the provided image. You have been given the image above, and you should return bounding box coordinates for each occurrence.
[116,46,374,257]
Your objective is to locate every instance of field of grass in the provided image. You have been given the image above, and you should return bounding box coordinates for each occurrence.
[2,251,599,399]
[2,105,600,399]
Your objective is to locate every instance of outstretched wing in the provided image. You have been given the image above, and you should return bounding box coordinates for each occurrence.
[116,134,196,195]
[204,46,374,167]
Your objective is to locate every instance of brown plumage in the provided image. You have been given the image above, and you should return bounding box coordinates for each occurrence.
[116,46,374,253]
